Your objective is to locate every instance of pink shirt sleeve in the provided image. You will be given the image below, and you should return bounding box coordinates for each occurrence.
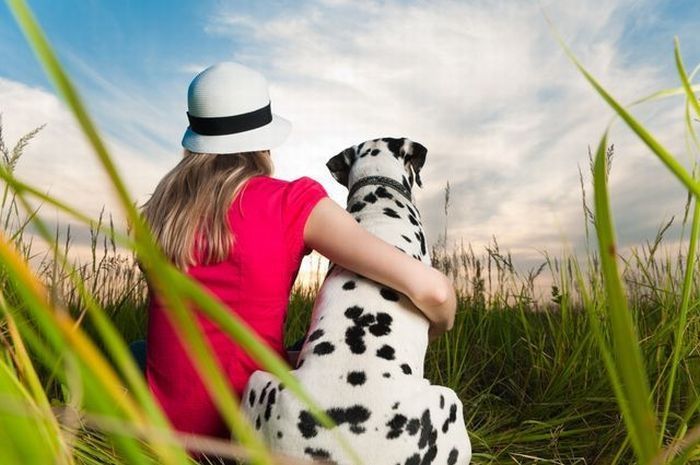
[283,176,329,257]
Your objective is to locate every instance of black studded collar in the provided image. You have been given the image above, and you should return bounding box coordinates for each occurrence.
[346,175,413,204]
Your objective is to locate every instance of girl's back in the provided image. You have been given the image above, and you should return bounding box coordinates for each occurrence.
[145,174,328,439]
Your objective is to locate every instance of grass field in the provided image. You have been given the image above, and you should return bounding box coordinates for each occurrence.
[1,0,700,464]
[2,136,700,463]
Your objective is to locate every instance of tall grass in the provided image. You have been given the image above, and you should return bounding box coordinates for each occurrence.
[1,0,700,463]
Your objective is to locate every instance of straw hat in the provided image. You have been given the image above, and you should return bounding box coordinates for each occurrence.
[181,62,291,154]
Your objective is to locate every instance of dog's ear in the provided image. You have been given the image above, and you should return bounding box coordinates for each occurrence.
[403,141,427,188]
[326,147,354,187]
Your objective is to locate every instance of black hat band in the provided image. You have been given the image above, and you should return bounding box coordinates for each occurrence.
[187,102,273,136]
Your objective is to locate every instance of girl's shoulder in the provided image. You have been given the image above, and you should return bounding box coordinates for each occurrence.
[246,175,327,195]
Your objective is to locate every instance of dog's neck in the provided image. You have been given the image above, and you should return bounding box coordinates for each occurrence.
[346,165,414,204]
[346,175,412,204]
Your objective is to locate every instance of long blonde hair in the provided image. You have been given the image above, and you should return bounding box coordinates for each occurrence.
[138,148,274,272]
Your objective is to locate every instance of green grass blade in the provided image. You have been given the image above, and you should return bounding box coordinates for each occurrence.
[591,132,659,461]
[3,181,193,463]
[658,38,700,449]
[0,358,62,465]
[674,38,700,119]
[0,230,188,465]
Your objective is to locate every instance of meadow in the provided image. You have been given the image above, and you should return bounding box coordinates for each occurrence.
[1,0,700,464]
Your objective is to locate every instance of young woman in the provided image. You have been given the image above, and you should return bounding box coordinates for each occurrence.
[138,62,457,460]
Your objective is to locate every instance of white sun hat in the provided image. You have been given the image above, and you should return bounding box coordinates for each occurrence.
[181,62,291,154]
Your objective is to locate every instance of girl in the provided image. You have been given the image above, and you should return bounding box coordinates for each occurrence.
[138,62,457,461]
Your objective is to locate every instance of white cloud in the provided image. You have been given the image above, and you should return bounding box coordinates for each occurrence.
[3,0,694,288]
[205,0,693,274]
[0,76,174,266]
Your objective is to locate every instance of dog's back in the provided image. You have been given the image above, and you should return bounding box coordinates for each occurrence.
[243,261,471,465]
[241,138,471,465]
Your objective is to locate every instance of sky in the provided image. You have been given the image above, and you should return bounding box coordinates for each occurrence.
[1,0,699,291]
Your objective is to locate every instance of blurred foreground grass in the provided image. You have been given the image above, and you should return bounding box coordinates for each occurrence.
[3,130,700,462]
[1,0,700,463]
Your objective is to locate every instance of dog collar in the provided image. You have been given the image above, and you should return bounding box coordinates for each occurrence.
[346,175,413,204]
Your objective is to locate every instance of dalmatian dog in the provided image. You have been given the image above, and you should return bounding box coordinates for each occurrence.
[241,137,472,465]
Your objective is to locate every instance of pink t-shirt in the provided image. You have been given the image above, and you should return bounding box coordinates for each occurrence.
[145,174,328,440]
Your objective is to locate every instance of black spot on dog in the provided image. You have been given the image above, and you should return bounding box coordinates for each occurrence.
[423,445,438,465]
[277,431,283,439]
[357,313,375,327]
[349,424,366,434]
[395,245,407,253]
[400,363,412,375]
[278,383,285,392]
[383,138,404,159]
[356,217,361,223]
[383,372,391,378]
[343,405,371,424]
[363,192,378,203]
[313,341,335,355]
[297,357,305,368]
[347,371,366,386]
[406,418,420,435]
[440,394,445,409]
[349,201,366,213]
[255,415,261,430]
[386,414,407,439]
[310,405,369,435]
[415,230,426,255]
[259,381,271,405]
[297,411,318,438]
[418,409,434,449]
[405,453,421,465]
[442,403,458,433]
[345,325,366,354]
[408,214,419,226]
[264,388,276,421]
[395,199,405,208]
[380,287,400,301]
[402,175,411,192]
[377,344,396,360]
[376,186,394,198]
[342,280,356,290]
[345,305,393,353]
[308,328,324,342]
[248,389,256,407]
[383,207,401,218]
[401,234,412,243]
[305,447,331,460]
[412,254,422,260]
[369,312,392,336]
[371,148,381,156]
[392,401,400,410]
[345,305,363,319]
[447,448,459,465]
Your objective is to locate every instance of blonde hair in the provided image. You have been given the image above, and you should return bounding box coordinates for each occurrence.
[138,148,274,272]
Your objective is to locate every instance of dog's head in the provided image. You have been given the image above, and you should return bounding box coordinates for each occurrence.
[325,137,427,193]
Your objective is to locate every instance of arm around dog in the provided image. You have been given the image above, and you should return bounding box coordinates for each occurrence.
[303,197,457,336]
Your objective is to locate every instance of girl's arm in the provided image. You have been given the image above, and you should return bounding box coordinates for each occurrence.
[303,197,456,339]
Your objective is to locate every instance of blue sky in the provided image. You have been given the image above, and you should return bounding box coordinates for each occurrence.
[1,0,699,290]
